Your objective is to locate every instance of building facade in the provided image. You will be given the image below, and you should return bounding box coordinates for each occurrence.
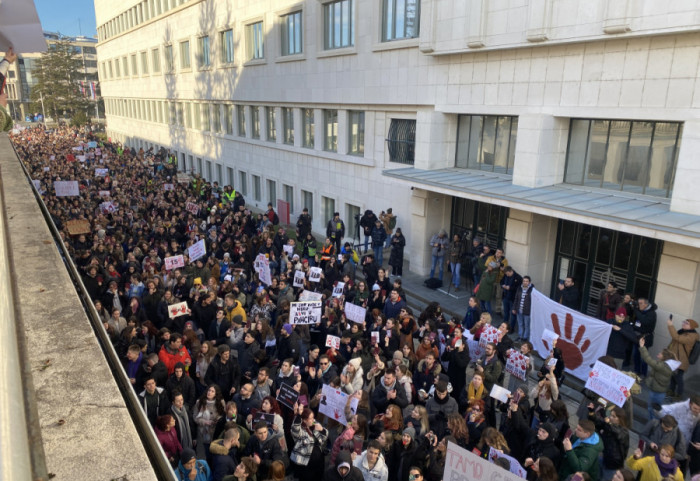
[95,0,700,381]
[3,32,100,121]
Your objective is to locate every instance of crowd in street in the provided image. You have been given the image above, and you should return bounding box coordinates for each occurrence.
[9,125,700,481]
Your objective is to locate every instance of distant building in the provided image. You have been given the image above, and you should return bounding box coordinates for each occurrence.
[95,0,700,383]
[2,31,100,121]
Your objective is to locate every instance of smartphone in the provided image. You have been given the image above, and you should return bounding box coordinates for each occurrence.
[638,439,645,452]
[565,428,573,439]
[298,395,308,406]
[670,314,673,320]
[293,365,300,376]
[353,436,363,454]
[512,391,522,405]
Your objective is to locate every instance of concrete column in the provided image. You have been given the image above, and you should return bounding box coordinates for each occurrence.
[504,208,558,290]
[671,119,700,215]
[511,113,569,188]
[414,109,458,170]
[409,188,450,276]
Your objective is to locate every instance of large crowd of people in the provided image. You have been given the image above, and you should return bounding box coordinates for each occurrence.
[9,125,700,481]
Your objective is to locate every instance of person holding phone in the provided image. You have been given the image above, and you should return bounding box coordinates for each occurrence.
[558,420,604,481]
[626,444,684,481]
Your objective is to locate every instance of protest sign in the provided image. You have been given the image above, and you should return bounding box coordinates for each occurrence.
[49,155,55,161]
[252,411,276,428]
[254,254,272,285]
[186,202,200,215]
[168,301,189,319]
[325,335,341,350]
[163,183,175,191]
[87,141,98,148]
[293,270,305,288]
[489,384,511,404]
[277,383,298,409]
[467,339,485,362]
[290,301,322,325]
[283,245,294,257]
[298,290,323,302]
[332,282,345,298]
[43,166,50,172]
[309,267,322,283]
[445,441,525,481]
[541,328,559,350]
[77,155,86,162]
[54,180,80,197]
[371,331,380,345]
[32,179,41,191]
[99,201,116,214]
[66,219,91,235]
[505,351,528,381]
[319,385,352,426]
[584,360,635,408]
[478,324,500,348]
[344,302,367,324]
[72,146,83,151]
[95,168,109,177]
[488,448,528,478]
[188,239,206,262]
[177,173,192,183]
[95,148,102,156]
[164,254,185,271]
[98,190,111,197]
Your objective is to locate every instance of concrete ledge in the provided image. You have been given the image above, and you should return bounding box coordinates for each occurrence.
[0,133,157,481]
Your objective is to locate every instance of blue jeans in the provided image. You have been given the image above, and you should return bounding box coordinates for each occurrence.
[385,235,391,248]
[502,298,514,328]
[373,245,383,266]
[480,300,492,314]
[364,235,371,253]
[430,255,444,280]
[648,390,666,419]
[450,262,461,288]
[517,313,531,340]
[633,344,648,376]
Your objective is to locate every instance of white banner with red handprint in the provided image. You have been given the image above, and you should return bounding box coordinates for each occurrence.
[530,289,612,381]
[585,361,635,408]
[168,301,189,319]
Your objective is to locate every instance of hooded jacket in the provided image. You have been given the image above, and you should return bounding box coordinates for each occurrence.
[325,451,365,481]
[525,423,561,469]
[412,359,441,395]
[558,432,604,481]
[209,439,238,481]
[354,450,389,481]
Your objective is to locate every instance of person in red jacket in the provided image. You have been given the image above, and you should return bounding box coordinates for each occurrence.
[159,333,192,375]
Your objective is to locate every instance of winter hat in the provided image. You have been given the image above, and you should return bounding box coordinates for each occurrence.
[372,284,381,291]
[232,315,243,325]
[403,427,416,442]
[540,422,558,440]
[180,448,196,464]
[282,324,293,335]
[348,358,362,370]
[393,351,404,362]
[615,307,627,318]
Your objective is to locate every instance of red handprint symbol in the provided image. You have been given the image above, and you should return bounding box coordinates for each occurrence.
[544,313,590,370]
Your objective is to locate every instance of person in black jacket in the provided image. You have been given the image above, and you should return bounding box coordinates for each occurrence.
[236,332,261,383]
[278,324,301,364]
[523,422,562,475]
[441,327,470,401]
[244,421,286,480]
[512,276,534,342]
[500,267,522,331]
[371,370,409,417]
[205,345,241,400]
[606,308,637,367]
[633,298,657,377]
[166,362,196,409]
[556,277,580,311]
[387,427,424,481]
[359,210,378,254]
[325,450,365,481]
[591,406,629,481]
[208,309,232,348]
[140,376,170,426]
[500,386,531,462]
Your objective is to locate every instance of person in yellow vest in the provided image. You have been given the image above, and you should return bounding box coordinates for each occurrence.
[326,212,345,254]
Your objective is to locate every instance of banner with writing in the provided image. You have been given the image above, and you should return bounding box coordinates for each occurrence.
[290,301,322,325]
[54,181,80,197]
[309,267,322,283]
[188,239,206,262]
[445,442,525,481]
[344,302,366,324]
[584,360,635,408]
[164,255,185,271]
[293,270,305,288]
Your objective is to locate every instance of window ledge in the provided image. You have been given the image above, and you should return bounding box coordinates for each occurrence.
[244,59,267,67]
[179,68,193,73]
[197,66,214,72]
[218,62,238,69]
[317,46,357,59]
[372,38,420,52]
[276,54,306,63]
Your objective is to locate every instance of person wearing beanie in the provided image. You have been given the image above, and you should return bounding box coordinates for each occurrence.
[278,324,301,364]
[605,306,637,368]
[665,317,700,398]
[425,381,458,438]
[176,447,212,481]
[386,426,420,481]
[392,350,405,368]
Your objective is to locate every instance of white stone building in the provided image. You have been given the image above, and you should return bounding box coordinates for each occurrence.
[95,0,700,382]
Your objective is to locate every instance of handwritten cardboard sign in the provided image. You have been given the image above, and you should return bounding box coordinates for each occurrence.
[298,290,323,302]
[309,267,322,283]
[332,282,345,298]
[344,302,366,324]
[290,301,322,325]
[54,180,80,197]
[584,360,635,408]
[445,441,525,481]
[318,384,351,426]
[188,239,206,263]
[293,270,305,288]
[66,219,91,235]
[164,255,185,271]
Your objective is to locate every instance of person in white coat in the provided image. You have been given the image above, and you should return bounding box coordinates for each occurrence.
[353,440,389,481]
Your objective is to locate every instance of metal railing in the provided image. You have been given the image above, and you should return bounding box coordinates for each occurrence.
[11,140,176,480]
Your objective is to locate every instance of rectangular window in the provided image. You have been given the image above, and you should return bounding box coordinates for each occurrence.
[122,56,129,76]
[140,51,149,74]
[382,0,420,41]
[197,35,210,68]
[197,157,203,175]
[267,107,276,141]
[246,21,264,60]
[322,196,335,224]
[346,204,360,242]
[455,115,518,174]
[225,105,233,135]
[216,164,223,184]
[227,167,234,186]
[152,48,161,73]
[108,60,114,77]
[164,45,173,72]
[131,53,138,75]
[251,106,260,139]
[252,174,261,201]
[302,190,313,219]
[176,102,184,126]
[324,0,354,49]
[386,119,416,165]
[220,29,234,64]
[348,110,365,155]
[324,109,338,152]
[284,184,294,214]
[267,179,277,205]
[202,104,210,131]
[281,11,303,56]
[185,103,192,128]
[115,58,121,77]
[563,119,681,198]
[283,107,294,144]
[206,160,212,180]
[213,104,222,133]
[237,105,246,136]
[302,108,315,148]
[194,103,201,129]
[179,40,190,69]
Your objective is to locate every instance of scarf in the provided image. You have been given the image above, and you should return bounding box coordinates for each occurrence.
[655,453,678,477]
[171,404,193,449]
[468,381,484,402]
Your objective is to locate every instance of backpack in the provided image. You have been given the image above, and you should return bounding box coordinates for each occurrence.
[388,215,397,230]
[424,278,442,289]
[686,340,700,365]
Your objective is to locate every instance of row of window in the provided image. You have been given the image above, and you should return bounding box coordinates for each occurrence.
[104,99,366,155]
[119,134,366,236]
[98,0,190,41]
[99,1,420,71]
